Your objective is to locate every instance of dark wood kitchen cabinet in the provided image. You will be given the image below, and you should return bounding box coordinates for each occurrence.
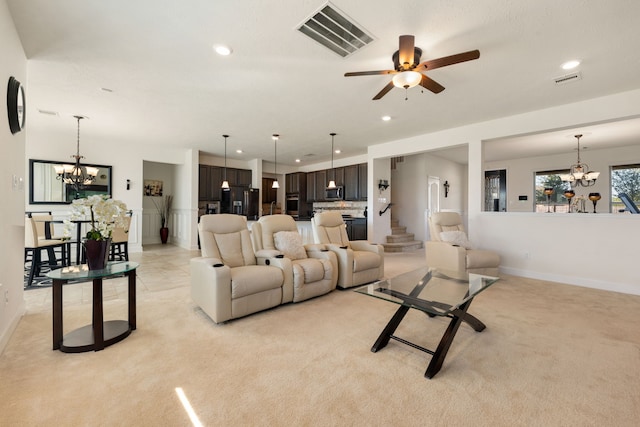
[344,165,358,200]
[306,172,316,202]
[285,172,306,195]
[199,165,222,201]
[358,162,367,201]
[314,170,327,201]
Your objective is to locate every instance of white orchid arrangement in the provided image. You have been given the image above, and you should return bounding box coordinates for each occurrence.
[64,195,128,241]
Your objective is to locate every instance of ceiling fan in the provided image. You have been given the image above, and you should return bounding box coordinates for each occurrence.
[344,35,480,100]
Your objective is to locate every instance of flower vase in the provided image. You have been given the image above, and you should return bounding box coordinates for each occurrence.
[160,227,169,244]
[84,238,112,270]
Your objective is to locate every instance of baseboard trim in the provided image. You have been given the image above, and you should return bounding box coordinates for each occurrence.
[500,267,640,296]
[0,300,25,356]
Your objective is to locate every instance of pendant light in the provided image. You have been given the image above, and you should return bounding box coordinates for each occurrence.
[54,115,99,196]
[327,133,337,189]
[221,134,230,189]
[272,134,280,189]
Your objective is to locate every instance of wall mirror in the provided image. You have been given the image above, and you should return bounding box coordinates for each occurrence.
[29,159,112,204]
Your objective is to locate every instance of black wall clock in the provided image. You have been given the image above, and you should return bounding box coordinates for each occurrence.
[7,76,26,134]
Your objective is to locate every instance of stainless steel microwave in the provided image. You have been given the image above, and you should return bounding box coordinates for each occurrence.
[325,186,343,201]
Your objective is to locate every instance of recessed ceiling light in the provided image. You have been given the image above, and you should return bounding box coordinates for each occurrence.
[295,159,301,163]
[561,60,580,70]
[236,149,243,154]
[382,115,391,121]
[335,150,341,154]
[214,45,233,56]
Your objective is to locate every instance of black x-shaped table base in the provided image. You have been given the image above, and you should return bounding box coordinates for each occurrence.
[371,286,486,379]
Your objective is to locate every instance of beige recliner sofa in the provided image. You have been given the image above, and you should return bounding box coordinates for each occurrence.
[191,214,290,323]
[311,211,384,289]
[425,212,500,280]
[251,214,337,302]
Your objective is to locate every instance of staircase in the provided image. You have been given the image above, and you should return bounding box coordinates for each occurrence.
[382,219,423,253]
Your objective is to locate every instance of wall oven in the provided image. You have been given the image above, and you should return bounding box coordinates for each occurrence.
[286,195,299,217]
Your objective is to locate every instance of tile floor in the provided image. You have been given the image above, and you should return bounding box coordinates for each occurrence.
[23,244,426,314]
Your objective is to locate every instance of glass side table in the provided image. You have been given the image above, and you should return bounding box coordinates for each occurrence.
[47,261,139,353]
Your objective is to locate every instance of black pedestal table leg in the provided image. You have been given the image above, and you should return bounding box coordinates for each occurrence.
[93,278,104,351]
[127,270,137,330]
[52,279,64,350]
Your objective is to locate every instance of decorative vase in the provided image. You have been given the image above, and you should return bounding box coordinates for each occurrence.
[84,238,111,270]
[160,227,169,244]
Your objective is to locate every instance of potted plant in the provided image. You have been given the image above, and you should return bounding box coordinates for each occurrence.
[152,195,173,244]
[64,195,129,270]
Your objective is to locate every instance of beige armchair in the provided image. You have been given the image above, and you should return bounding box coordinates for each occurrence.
[311,211,384,289]
[425,212,500,280]
[191,214,290,323]
[251,214,337,302]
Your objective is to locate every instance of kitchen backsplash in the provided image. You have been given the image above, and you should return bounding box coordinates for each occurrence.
[313,201,368,218]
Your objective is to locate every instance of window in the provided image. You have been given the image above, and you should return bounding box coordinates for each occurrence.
[611,164,640,213]
[534,170,570,213]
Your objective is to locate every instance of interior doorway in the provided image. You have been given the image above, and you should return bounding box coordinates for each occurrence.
[484,169,507,211]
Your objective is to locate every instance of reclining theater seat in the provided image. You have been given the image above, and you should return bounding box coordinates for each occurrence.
[311,211,384,289]
[191,214,290,323]
[251,214,337,302]
[425,212,500,280]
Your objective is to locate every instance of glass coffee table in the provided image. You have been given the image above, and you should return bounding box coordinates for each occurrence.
[356,267,499,379]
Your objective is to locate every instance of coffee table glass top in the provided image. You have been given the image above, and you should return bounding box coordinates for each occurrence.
[355,267,499,316]
[46,261,139,280]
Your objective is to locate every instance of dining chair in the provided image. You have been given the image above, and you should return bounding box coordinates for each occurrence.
[24,216,70,287]
[110,215,132,261]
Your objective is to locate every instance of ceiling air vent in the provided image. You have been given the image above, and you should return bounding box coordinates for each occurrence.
[297,2,374,58]
[554,72,582,86]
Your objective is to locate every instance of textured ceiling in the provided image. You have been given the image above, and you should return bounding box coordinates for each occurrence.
[7,0,640,166]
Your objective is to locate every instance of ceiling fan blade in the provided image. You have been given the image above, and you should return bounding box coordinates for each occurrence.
[419,74,445,93]
[344,70,396,77]
[372,81,395,100]
[398,35,415,69]
[417,49,480,71]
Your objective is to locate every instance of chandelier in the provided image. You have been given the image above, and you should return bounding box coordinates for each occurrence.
[559,134,600,187]
[54,116,99,193]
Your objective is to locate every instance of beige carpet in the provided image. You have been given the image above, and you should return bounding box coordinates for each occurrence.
[1,247,639,426]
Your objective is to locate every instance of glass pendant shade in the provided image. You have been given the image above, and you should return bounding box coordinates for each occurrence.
[272,180,279,189]
[392,71,422,88]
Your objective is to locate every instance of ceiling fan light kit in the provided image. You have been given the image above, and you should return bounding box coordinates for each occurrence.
[345,35,480,100]
[392,71,422,88]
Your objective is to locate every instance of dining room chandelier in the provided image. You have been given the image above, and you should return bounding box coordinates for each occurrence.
[54,115,99,191]
[559,134,600,187]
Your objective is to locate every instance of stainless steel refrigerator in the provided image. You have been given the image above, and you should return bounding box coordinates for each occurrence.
[243,188,259,220]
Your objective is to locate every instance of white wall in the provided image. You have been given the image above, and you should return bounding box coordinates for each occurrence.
[392,153,467,241]
[0,0,27,354]
[368,89,640,295]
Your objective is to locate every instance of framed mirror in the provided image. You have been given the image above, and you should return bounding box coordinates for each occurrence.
[29,159,112,204]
